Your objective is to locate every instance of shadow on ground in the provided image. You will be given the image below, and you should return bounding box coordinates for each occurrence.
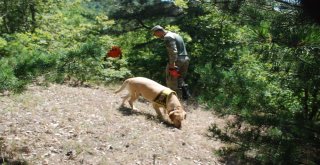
[117,106,175,128]
[207,114,320,165]
[0,158,27,165]
[1,138,28,165]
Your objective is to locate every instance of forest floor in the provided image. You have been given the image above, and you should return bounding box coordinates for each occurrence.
[0,83,234,165]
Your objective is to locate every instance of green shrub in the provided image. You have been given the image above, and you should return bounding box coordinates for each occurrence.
[0,53,57,92]
[0,60,21,92]
[55,41,131,85]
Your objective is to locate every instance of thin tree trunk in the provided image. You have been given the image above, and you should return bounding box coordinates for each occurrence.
[3,0,10,33]
[309,85,319,120]
[303,87,309,119]
[29,1,36,33]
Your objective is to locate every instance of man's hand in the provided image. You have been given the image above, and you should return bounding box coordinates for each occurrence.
[168,66,180,78]
[169,63,176,68]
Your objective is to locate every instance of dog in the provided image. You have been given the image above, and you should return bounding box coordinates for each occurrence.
[114,77,186,128]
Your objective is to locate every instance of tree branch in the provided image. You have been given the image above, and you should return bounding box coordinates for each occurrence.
[136,18,150,29]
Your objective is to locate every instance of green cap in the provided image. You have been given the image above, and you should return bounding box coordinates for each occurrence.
[151,25,164,32]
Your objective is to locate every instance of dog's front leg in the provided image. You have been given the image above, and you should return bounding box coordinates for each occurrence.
[152,103,163,119]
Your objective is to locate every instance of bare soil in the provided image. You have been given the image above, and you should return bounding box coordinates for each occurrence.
[0,84,227,165]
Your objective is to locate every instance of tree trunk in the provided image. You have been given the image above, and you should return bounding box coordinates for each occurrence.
[309,85,319,120]
[303,87,309,119]
[2,0,10,33]
[29,1,36,33]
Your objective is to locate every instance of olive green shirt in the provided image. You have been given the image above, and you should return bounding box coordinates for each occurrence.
[164,31,188,66]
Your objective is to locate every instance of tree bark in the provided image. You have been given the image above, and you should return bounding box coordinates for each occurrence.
[29,1,36,33]
[309,85,319,120]
[2,0,10,33]
[303,87,309,119]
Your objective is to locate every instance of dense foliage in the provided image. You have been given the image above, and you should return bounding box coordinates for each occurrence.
[0,0,130,92]
[1,0,319,164]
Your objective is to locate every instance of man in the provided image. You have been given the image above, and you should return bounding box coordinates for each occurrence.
[151,25,191,100]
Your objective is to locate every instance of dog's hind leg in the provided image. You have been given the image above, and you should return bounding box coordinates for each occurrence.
[120,94,130,106]
[128,92,139,111]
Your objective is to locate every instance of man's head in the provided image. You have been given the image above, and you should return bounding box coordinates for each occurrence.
[151,25,166,38]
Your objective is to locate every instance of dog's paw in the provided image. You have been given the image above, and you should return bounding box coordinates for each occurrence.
[132,108,140,112]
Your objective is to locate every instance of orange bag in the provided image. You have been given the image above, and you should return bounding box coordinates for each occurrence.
[107,46,122,58]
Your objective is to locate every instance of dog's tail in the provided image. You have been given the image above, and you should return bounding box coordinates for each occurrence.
[114,79,129,94]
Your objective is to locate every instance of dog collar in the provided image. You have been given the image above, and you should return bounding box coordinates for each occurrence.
[153,89,176,107]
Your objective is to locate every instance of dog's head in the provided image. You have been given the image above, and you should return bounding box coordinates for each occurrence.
[169,107,187,129]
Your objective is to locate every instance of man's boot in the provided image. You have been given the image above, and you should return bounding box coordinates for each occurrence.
[181,84,191,100]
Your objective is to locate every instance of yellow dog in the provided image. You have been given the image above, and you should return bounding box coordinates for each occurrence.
[115,77,186,128]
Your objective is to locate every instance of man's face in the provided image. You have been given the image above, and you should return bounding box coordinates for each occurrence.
[153,31,163,38]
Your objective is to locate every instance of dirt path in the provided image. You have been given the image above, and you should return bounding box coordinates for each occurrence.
[0,84,226,165]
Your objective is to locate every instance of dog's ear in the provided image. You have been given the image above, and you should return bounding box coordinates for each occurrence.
[169,108,178,116]
[169,109,178,121]
[169,110,176,117]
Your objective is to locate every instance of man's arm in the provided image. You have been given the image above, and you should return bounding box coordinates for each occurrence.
[165,39,178,68]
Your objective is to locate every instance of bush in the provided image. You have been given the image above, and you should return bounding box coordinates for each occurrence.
[0,50,57,93]
[55,41,131,85]
[0,60,21,92]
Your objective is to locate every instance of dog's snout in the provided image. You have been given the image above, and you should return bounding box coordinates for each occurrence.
[173,121,182,129]
[175,124,181,129]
